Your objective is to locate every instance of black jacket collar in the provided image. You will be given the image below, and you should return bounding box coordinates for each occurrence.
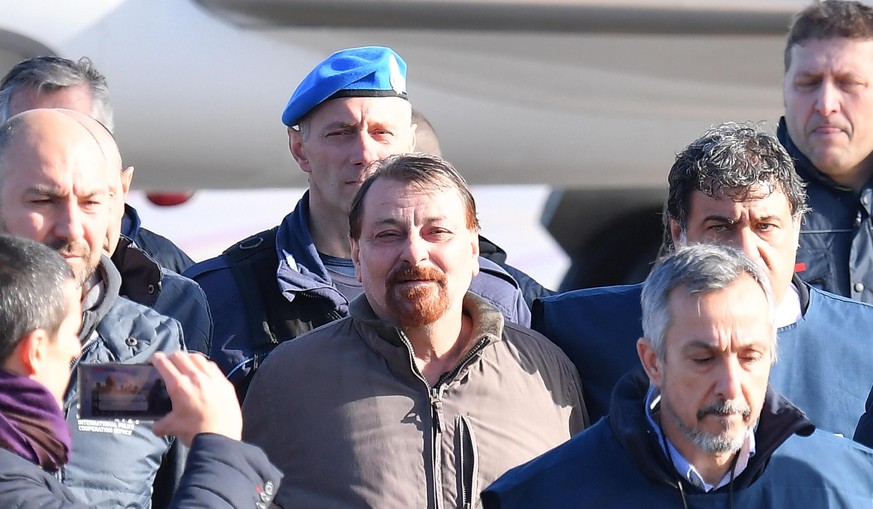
[608,367,815,493]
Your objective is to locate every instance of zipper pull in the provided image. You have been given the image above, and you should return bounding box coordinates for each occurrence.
[430,387,443,431]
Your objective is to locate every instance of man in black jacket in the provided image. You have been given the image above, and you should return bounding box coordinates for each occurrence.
[780,1,873,304]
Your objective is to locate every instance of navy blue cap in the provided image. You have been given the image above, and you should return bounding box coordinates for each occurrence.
[281,46,408,127]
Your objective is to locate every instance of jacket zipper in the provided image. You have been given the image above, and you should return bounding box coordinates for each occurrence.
[431,386,444,509]
[433,338,488,509]
[65,332,100,416]
[401,333,490,509]
[456,415,476,509]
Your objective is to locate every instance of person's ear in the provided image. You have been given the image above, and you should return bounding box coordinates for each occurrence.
[409,123,417,152]
[470,232,480,277]
[288,128,312,174]
[669,219,683,247]
[8,329,50,376]
[350,237,362,283]
[637,338,663,387]
[120,166,135,198]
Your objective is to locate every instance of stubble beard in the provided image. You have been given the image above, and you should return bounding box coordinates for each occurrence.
[665,397,751,455]
[46,237,95,287]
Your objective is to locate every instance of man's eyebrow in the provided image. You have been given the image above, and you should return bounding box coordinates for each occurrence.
[682,340,717,351]
[24,185,64,196]
[752,214,781,223]
[321,121,356,130]
[702,214,738,223]
[370,215,450,227]
[373,217,402,227]
[24,185,107,198]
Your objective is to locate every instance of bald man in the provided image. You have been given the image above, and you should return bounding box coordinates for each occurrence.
[0,109,185,508]
[0,55,211,360]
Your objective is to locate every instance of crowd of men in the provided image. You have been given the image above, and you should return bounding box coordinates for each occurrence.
[0,0,871,507]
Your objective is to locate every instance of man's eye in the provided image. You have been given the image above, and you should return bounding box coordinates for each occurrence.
[427,228,453,240]
[374,231,400,239]
[794,79,820,90]
[841,80,866,92]
[708,224,730,233]
[692,356,713,365]
[741,352,763,364]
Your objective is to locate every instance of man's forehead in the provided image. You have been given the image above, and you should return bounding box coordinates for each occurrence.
[689,186,791,216]
[308,96,411,126]
[789,37,873,71]
[363,178,464,221]
[2,110,113,184]
[666,278,772,345]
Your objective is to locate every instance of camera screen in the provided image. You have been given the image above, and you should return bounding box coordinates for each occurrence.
[78,363,172,421]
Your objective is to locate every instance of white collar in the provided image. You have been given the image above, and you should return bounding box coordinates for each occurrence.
[645,386,756,492]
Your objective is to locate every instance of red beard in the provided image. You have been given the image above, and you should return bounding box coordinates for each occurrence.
[385,264,449,328]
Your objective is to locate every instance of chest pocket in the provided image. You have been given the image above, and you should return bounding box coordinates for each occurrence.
[794,247,834,293]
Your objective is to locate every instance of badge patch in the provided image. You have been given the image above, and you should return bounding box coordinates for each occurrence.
[389,54,406,95]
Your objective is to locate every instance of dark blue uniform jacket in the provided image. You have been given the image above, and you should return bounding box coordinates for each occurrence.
[483,369,873,508]
[122,204,194,274]
[778,118,873,304]
[533,276,873,438]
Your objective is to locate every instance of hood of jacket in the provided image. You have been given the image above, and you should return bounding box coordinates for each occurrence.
[274,192,348,312]
[609,367,815,493]
[110,234,163,308]
[120,203,142,240]
[79,255,121,343]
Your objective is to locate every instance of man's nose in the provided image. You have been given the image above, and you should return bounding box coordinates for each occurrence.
[815,80,841,117]
[353,133,390,167]
[400,233,429,265]
[733,227,765,263]
[715,358,743,402]
[53,201,85,242]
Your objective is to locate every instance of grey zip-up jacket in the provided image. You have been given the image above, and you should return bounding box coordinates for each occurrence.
[62,256,185,508]
[242,292,587,509]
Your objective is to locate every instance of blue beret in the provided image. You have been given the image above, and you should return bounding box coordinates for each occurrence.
[281,46,408,127]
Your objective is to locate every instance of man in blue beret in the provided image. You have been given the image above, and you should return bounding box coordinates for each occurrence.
[185,46,530,400]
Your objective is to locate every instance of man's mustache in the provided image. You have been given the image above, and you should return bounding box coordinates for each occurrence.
[697,400,751,421]
[46,238,90,258]
[386,265,447,288]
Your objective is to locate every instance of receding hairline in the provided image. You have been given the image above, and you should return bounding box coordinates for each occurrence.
[0,108,117,175]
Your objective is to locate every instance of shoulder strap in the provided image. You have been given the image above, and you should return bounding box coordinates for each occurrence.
[222,227,340,369]
[223,227,282,360]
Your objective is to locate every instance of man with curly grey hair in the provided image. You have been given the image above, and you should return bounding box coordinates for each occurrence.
[533,121,873,440]
[484,244,873,508]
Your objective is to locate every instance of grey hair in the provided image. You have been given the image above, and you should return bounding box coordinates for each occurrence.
[0,56,114,131]
[641,244,777,363]
[0,234,75,363]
